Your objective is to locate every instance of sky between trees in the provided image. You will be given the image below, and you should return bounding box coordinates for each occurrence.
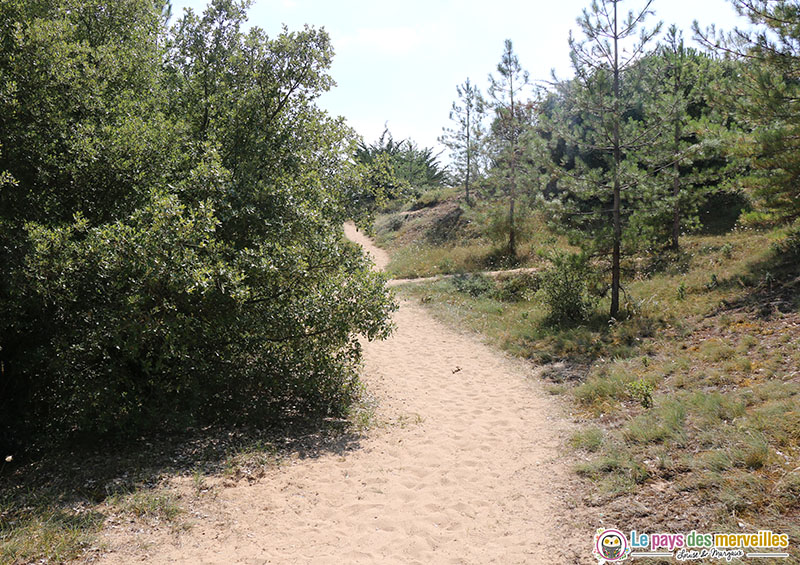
[169,0,745,151]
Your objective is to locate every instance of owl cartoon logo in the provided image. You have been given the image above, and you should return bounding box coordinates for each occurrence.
[593,528,631,563]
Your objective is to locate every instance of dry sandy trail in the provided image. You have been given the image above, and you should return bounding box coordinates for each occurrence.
[96,224,592,564]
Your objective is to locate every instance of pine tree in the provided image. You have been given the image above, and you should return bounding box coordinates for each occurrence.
[695,0,800,224]
[487,39,531,256]
[440,78,485,206]
[646,27,728,249]
[548,0,661,318]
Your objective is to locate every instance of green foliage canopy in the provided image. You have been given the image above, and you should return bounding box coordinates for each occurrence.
[696,0,800,224]
[0,0,394,445]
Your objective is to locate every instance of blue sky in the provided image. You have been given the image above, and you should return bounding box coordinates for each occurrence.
[168,0,747,152]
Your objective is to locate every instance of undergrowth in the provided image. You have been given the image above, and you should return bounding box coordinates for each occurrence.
[396,215,800,558]
[375,195,573,278]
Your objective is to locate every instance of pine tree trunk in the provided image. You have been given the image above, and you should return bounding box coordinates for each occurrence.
[671,118,681,250]
[466,156,471,206]
[508,76,516,257]
[671,61,682,251]
[610,0,621,319]
[509,169,516,255]
[466,106,472,206]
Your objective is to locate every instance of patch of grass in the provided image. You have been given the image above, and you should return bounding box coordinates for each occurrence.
[738,433,770,470]
[110,489,182,521]
[403,279,666,368]
[736,334,758,352]
[699,338,736,362]
[574,368,637,413]
[451,273,496,297]
[752,380,800,402]
[570,428,605,452]
[749,400,800,448]
[376,200,572,279]
[407,187,457,211]
[386,243,489,278]
[774,470,800,512]
[717,470,769,513]
[688,392,746,428]
[694,449,733,473]
[223,441,281,481]
[0,505,104,564]
[492,272,541,302]
[575,448,650,498]
[622,400,686,445]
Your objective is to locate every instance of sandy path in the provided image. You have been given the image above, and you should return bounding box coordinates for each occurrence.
[97,224,591,564]
[343,222,391,271]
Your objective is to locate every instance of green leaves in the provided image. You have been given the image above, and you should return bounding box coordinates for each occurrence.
[0,0,394,444]
[355,126,447,202]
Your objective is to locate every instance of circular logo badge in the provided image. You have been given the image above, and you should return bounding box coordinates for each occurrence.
[595,528,630,562]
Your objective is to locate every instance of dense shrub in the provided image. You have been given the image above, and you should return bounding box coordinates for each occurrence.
[493,272,540,302]
[539,251,595,324]
[452,274,496,297]
[0,0,393,446]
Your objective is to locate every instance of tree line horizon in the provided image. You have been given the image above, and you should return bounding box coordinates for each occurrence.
[372,0,799,319]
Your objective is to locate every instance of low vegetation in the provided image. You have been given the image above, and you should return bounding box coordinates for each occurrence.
[374,197,573,279]
[386,190,799,559]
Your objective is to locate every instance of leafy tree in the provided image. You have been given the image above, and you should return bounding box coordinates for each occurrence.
[0,0,185,442]
[546,0,661,318]
[695,0,800,224]
[487,39,533,256]
[440,78,486,205]
[0,0,394,446]
[355,126,446,197]
[0,0,176,228]
[353,152,410,221]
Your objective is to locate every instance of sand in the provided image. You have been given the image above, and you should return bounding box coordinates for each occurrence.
[95,224,592,564]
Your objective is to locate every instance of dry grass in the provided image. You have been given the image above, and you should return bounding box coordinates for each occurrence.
[392,209,800,559]
[375,195,573,279]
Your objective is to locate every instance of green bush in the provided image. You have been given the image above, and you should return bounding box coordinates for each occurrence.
[539,251,595,325]
[409,188,447,211]
[492,272,541,302]
[626,379,655,409]
[452,274,496,297]
[771,224,800,261]
[0,1,394,445]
